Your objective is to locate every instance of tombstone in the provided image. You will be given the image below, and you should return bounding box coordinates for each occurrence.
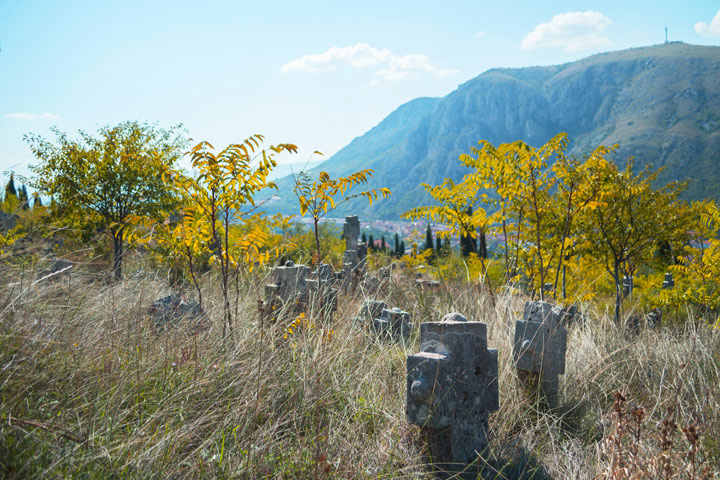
[646,308,662,327]
[406,313,499,469]
[341,215,369,292]
[354,299,387,325]
[622,275,633,298]
[662,272,674,289]
[373,307,413,339]
[558,304,580,325]
[361,264,393,293]
[343,215,360,252]
[306,263,340,319]
[149,293,207,332]
[264,261,311,320]
[513,301,567,407]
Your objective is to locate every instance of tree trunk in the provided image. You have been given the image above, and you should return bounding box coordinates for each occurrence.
[314,218,321,261]
[112,231,124,280]
[613,260,622,325]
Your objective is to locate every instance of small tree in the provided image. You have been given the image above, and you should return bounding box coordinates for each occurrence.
[425,224,434,252]
[18,185,29,210]
[368,233,375,252]
[577,159,687,323]
[381,235,386,252]
[27,121,186,279]
[293,169,390,261]
[5,174,17,200]
[170,137,297,336]
[3,174,18,213]
[394,233,400,257]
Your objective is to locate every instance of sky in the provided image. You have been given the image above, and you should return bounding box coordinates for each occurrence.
[1,1,720,187]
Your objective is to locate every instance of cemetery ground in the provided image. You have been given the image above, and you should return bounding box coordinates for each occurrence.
[1,251,718,479]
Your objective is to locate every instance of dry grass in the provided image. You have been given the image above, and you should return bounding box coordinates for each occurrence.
[1,256,718,479]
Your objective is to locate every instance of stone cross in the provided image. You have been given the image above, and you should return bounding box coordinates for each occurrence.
[373,307,413,339]
[407,313,499,468]
[513,301,567,406]
[662,272,675,289]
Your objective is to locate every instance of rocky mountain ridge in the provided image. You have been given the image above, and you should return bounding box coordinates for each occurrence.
[269,43,720,219]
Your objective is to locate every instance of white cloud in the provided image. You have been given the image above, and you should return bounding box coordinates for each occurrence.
[281,42,457,84]
[695,9,720,37]
[521,11,612,52]
[5,112,59,120]
[476,32,486,38]
[373,54,458,85]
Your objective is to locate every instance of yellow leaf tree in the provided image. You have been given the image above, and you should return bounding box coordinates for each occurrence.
[26,121,186,279]
[292,168,391,261]
[169,136,298,336]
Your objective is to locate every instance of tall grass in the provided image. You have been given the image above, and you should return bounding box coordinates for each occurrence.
[1,255,718,478]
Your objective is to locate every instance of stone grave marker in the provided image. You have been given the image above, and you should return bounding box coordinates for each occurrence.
[341,215,368,290]
[353,299,387,325]
[513,301,567,406]
[662,272,675,289]
[264,261,311,320]
[406,313,499,469]
[373,307,413,339]
[149,293,207,332]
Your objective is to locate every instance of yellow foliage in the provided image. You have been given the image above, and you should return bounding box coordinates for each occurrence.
[0,226,25,256]
[293,167,391,260]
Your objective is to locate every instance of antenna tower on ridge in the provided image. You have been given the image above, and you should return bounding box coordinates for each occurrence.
[665,26,668,43]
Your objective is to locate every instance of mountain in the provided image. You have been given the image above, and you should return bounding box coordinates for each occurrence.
[268,43,720,219]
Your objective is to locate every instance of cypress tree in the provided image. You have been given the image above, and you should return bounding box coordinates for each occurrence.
[368,233,375,252]
[399,240,405,256]
[381,235,386,252]
[19,185,29,210]
[33,194,43,209]
[425,224,433,251]
[361,232,367,244]
[435,234,442,255]
[5,174,17,200]
[394,233,400,257]
[657,240,673,265]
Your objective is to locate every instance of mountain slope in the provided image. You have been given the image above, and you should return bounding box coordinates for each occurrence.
[270,43,720,219]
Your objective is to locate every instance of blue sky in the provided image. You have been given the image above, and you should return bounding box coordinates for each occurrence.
[1,1,719,186]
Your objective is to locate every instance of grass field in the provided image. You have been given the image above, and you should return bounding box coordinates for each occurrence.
[1,256,718,479]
